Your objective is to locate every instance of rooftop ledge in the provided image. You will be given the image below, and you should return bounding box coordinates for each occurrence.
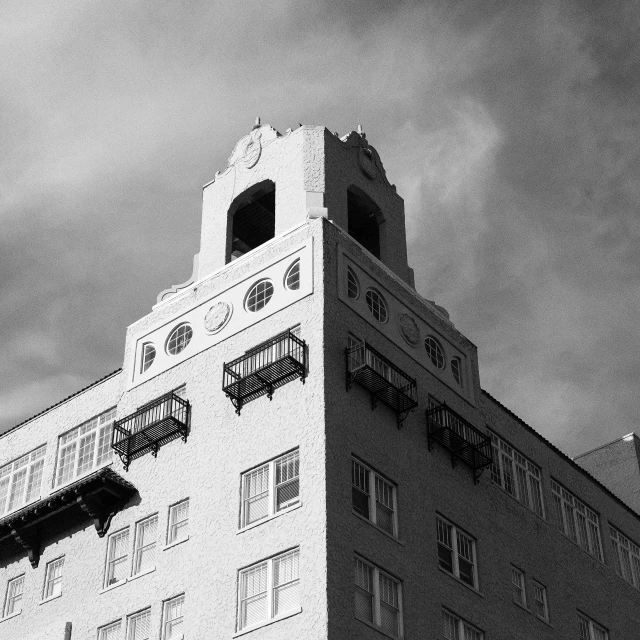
[0,467,136,568]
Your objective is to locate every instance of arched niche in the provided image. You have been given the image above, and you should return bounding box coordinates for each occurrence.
[227,180,276,263]
[347,185,384,260]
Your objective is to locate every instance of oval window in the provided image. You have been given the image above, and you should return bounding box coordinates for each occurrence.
[245,279,274,313]
[365,288,388,323]
[347,267,359,300]
[451,357,463,386]
[166,323,193,356]
[424,336,445,369]
[285,260,300,291]
[140,343,156,373]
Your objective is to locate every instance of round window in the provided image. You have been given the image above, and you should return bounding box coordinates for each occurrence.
[425,336,445,369]
[285,260,300,291]
[166,323,193,356]
[140,343,156,373]
[365,288,388,323]
[246,279,274,312]
[347,268,359,300]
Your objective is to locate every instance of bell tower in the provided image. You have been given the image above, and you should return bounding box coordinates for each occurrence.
[196,121,414,287]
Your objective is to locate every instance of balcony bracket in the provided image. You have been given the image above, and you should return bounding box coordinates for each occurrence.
[397,407,414,430]
[11,526,40,568]
[76,494,120,537]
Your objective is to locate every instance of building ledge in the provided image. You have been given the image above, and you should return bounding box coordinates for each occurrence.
[0,467,136,568]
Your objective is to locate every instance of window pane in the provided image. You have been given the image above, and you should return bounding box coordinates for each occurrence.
[107,529,129,586]
[134,516,158,574]
[443,611,459,640]
[375,476,395,535]
[273,551,300,618]
[99,622,121,640]
[127,610,151,640]
[352,461,370,519]
[5,576,24,615]
[169,500,189,543]
[164,595,184,640]
[45,558,64,598]
[276,451,299,511]
[240,563,268,629]
[379,573,399,636]
[243,465,269,526]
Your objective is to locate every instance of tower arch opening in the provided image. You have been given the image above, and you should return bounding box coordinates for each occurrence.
[227,180,276,262]
[347,185,383,260]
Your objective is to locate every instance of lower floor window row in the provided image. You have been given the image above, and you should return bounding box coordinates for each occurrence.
[98,595,184,640]
[443,609,483,640]
[238,548,300,631]
[355,556,403,638]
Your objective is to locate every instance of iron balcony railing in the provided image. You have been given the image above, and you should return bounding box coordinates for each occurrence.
[346,341,418,428]
[426,402,492,484]
[112,391,190,471]
[222,329,307,415]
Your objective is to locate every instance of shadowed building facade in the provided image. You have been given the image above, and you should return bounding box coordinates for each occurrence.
[1,122,639,640]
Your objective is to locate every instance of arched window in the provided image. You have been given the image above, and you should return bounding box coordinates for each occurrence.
[228,181,276,262]
[365,288,388,323]
[347,267,359,299]
[424,336,445,369]
[451,357,463,386]
[140,343,156,373]
[246,279,274,312]
[347,185,383,259]
[284,260,300,291]
[166,323,193,356]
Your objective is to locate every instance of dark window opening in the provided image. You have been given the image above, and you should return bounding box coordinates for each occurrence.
[347,186,382,259]
[229,182,276,262]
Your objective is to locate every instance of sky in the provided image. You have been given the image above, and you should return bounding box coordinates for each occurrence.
[1,0,638,456]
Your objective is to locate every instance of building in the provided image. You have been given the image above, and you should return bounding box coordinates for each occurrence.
[1,122,639,640]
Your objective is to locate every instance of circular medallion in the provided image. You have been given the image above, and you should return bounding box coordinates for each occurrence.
[398,313,420,347]
[204,301,232,333]
[243,131,262,168]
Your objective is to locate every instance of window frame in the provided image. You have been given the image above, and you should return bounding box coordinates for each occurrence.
[54,408,116,488]
[442,608,483,640]
[354,555,403,639]
[450,357,463,386]
[578,611,608,640]
[436,515,479,590]
[98,620,122,640]
[239,449,300,530]
[3,575,24,617]
[245,279,275,313]
[126,608,152,640]
[104,527,130,588]
[351,457,398,538]
[165,323,193,356]
[284,259,301,291]
[0,445,46,517]
[162,594,185,640]
[140,343,156,373]
[237,548,301,632]
[43,556,65,600]
[551,480,603,562]
[365,288,388,323]
[347,267,360,300]
[609,524,640,590]
[511,566,526,607]
[490,431,545,518]
[167,499,190,545]
[132,514,159,576]
[532,580,549,622]
[424,336,445,369]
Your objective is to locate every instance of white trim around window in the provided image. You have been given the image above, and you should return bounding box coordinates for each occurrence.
[0,445,46,518]
[240,449,300,529]
[237,548,301,633]
[352,457,398,538]
[511,566,526,607]
[162,594,185,640]
[3,575,24,618]
[43,556,64,601]
[167,499,189,546]
[436,515,478,590]
[133,515,158,576]
[354,556,403,639]
[532,580,549,622]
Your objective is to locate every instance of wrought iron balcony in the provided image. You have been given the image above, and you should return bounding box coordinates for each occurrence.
[426,402,492,484]
[0,467,135,568]
[112,391,190,471]
[223,329,307,415]
[346,341,418,428]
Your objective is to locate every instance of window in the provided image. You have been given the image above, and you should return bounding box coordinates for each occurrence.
[436,516,477,588]
[424,336,445,369]
[246,279,274,312]
[3,575,24,617]
[98,621,122,640]
[238,548,300,631]
[127,609,151,640]
[511,566,525,606]
[551,481,603,561]
[140,343,156,373]
[163,594,184,640]
[133,515,158,575]
[347,185,382,259]
[352,458,397,537]
[105,528,129,587]
[354,557,402,638]
[168,499,189,544]
[490,432,544,517]
[609,525,640,589]
[166,323,192,356]
[240,450,300,528]
[0,445,46,516]
[451,357,462,386]
[578,612,608,640]
[442,609,483,640]
[347,267,360,299]
[285,259,300,291]
[43,557,64,599]
[229,181,275,261]
[532,581,548,621]
[365,288,388,323]
[55,408,115,487]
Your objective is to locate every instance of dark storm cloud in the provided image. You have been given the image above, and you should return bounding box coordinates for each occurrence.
[1,0,638,456]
